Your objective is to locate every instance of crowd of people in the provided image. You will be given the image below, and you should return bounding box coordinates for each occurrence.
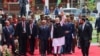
[0,1,100,56]
[0,9,95,56]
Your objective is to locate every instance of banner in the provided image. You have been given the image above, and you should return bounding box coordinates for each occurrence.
[42,0,45,4]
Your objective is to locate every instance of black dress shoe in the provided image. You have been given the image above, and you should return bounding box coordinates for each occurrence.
[47,53,51,55]
[29,52,33,55]
[20,55,25,56]
[53,54,57,56]
[67,52,72,54]
[58,54,61,56]
[20,53,26,56]
[72,51,75,53]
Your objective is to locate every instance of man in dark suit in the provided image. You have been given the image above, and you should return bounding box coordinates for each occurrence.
[63,18,75,54]
[46,18,53,55]
[12,19,18,37]
[11,18,19,55]
[95,13,100,44]
[16,16,28,56]
[3,20,15,55]
[27,19,38,55]
[38,19,50,56]
[82,16,93,42]
[18,0,28,17]
[78,18,92,56]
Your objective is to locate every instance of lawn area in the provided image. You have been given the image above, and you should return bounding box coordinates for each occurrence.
[92,37,97,43]
[92,29,97,43]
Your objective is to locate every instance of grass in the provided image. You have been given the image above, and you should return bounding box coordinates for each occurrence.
[92,29,97,43]
[92,37,97,43]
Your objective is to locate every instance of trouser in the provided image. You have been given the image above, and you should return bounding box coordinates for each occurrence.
[77,37,81,49]
[39,39,48,55]
[20,6,26,17]
[53,46,62,54]
[47,39,52,54]
[64,36,72,53]
[80,40,90,56]
[19,33,27,55]
[29,37,35,54]
[97,30,100,43]
[72,38,77,53]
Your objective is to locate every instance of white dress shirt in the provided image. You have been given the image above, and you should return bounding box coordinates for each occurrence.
[82,22,86,31]
[30,23,33,34]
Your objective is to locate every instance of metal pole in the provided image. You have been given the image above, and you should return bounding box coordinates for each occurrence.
[80,0,84,8]
[45,0,49,8]
[71,0,73,8]
[67,0,70,8]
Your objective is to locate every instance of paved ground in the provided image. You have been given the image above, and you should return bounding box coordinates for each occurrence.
[91,43,100,46]
[27,45,100,56]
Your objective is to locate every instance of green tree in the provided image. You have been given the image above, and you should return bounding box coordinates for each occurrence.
[87,0,96,11]
[89,0,95,3]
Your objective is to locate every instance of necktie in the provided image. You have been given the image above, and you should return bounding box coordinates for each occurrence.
[23,22,25,28]
[23,22,26,33]
[7,26,10,33]
[30,24,33,34]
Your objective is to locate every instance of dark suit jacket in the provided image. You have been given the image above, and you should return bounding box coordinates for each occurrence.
[3,25,15,40]
[16,21,28,37]
[78,23,92,41]
[86,20,93,38]
[27,23,38,38]
[12,23,18,37]
[95,17,100,32]
[38,25,50,40]
[63,22,75,37]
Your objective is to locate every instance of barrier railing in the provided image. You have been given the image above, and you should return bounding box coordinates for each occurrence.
[0,2,96,15]
[0,2,19,14]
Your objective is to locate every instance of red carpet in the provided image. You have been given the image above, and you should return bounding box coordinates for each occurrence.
[26,46,100,56]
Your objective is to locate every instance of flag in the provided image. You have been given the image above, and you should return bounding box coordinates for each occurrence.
[42,0,45,4]
[57,0,61,5]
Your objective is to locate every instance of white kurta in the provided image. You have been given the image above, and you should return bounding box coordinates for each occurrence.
[52,36,65,47]
[50,24,65,47]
